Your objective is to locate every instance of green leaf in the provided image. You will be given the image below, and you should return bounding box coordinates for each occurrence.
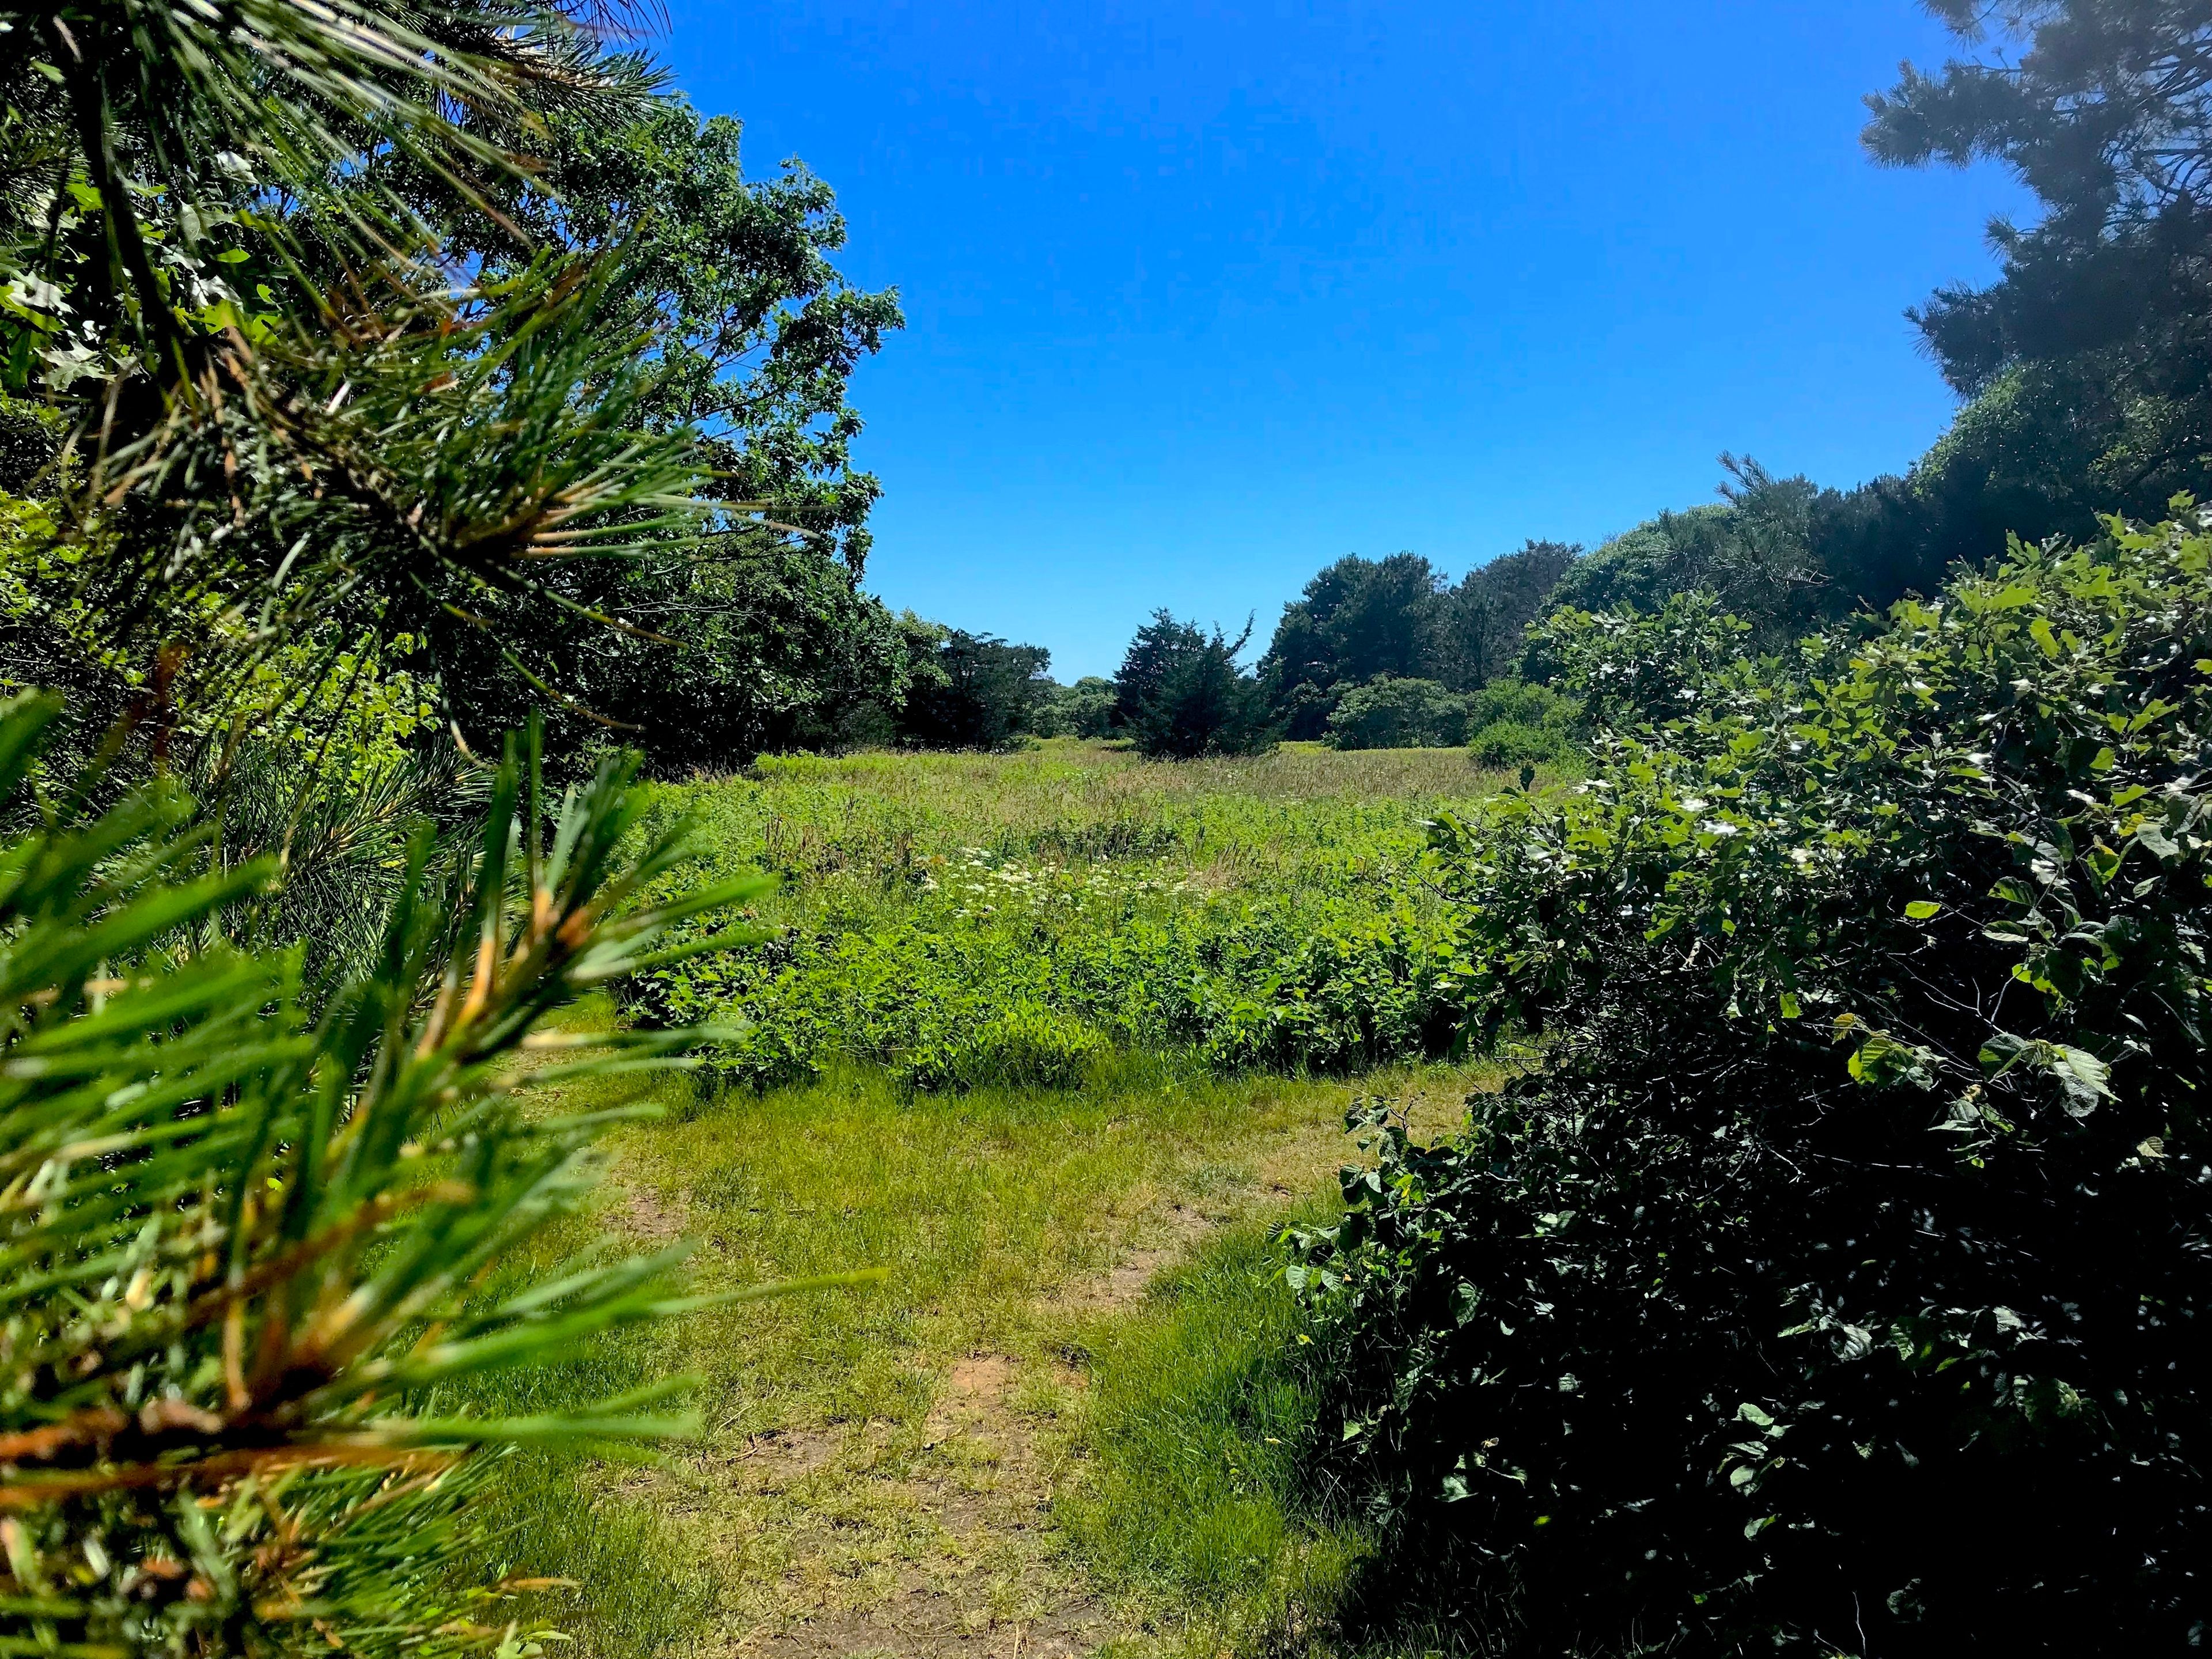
[2136,823,2181,862]
[2047,1044,2114,1115]
[1846,1027,1937,1090]
[1904,899,1941,920]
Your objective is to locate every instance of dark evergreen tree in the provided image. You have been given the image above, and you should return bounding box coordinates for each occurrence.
[1864,0,2212,525]
[1113,610,1206,731]
[1114,611,1274,759]
[896,628,1052,749]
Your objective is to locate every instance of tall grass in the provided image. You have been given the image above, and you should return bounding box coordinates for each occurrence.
[622,740,1536,1086]
[664,741,1506,914]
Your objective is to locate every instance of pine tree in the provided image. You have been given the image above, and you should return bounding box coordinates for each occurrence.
[0,0,862,1649]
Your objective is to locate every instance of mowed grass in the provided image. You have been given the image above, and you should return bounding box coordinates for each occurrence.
[464,744,1499,1657]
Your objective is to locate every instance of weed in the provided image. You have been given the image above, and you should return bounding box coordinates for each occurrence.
[619,741,1533,1088]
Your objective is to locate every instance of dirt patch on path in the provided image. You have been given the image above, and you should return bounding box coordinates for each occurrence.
[733,1351,1107,1659]
[753,1590,1108,1659]
[743,1353,1106,1659]
[1050,1200,1218,1314]
[1048,1070,1479,1317]
[614,1179,688,1245]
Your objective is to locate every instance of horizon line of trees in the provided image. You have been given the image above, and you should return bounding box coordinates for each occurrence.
[850,532,1572,761]
[10,0,2177,785]
[869,0,2212,766]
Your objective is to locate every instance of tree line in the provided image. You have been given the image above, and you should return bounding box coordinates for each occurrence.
[913,0,2212,764]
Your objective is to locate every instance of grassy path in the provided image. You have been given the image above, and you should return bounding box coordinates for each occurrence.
[461,745,1509,1656]
[483,1042,1480,1659]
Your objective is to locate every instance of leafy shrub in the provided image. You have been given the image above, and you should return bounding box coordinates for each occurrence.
[1462,719,1555,768]
[619,889,1463,1090]
[1462,677,1574,735]
[1037,675,1120,738]
[1179,907,1462,1073]
[1294,513,2212,1653]
[1461,680,1579,769]
[1327,677,1469,749]
[1524,589,1760,733]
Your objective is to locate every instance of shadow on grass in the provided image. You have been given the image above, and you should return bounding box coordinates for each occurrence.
[1059,1214,1374,1655]
[1062,1209,1537,1659]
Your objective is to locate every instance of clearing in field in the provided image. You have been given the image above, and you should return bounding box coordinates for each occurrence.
[465,741,1517,1658]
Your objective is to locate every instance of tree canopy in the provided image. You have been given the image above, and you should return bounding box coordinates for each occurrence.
[1865,0,2212,516]
[1256,544,1578,740]
[0,0,903,776]
[895,628,1054,750]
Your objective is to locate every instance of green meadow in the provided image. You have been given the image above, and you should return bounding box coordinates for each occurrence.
[464,740,1508,1657]
[609,739,1527,1092]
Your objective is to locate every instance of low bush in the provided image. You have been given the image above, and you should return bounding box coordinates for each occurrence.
[623,893,1465,1090]
[1037,675,1120,738]
[1523,590,1759,734]
[893,999,1109,1092]
[1461,677,1580,769]
[1294,513,2212,1653]
[1464,718,1556,769]
[1327,677,1469,749]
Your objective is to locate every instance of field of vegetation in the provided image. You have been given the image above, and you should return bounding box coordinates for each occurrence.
[6,0,2211,1654]
[463,742,1510,1658]
[618,743,1516,1089]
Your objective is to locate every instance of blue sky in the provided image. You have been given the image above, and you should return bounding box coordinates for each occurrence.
[659,1,2028,680]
